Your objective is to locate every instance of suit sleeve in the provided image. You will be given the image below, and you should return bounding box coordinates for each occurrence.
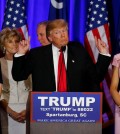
[73,42,101,92]
[85,52,101,92]
[12,52,32,81]
[95,54,111,82]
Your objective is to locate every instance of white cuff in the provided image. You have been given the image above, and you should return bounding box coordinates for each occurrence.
[100,53,111,57]
[14,53,25,57]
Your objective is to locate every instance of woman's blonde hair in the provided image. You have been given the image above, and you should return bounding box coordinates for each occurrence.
[0,27,22,52]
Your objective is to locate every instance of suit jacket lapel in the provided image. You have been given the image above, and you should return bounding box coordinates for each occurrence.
[67,44,76,72]
[67,44,76,91]
[44,45,56,91]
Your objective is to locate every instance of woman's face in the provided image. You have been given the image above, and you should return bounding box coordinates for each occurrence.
[4,36,19,54]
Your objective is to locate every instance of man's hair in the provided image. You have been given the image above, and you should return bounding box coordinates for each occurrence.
[37,21,50,28]
[46,19,68,37]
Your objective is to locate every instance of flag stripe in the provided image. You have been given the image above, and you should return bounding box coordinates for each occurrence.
[86,30,99,62]
[98,25,108,45]
[18,27,25,40]
[21,25,28,39]
[85,36,96,63]
[104,24,112,53]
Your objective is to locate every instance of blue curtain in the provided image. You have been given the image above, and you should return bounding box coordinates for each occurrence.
[0,0,7,29]
[25,0,50,48]
[111,0,120,54]
[68,0,87,44]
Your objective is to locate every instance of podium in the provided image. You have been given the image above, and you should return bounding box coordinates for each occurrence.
[26,92,102,134]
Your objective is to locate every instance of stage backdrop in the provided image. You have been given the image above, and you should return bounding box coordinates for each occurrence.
[0,0,119,49]
[0,0,87,48]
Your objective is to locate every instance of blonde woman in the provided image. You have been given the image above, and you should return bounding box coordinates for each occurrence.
[0,28,31,134]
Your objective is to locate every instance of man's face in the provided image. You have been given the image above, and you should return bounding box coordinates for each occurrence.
[48,27,69,49]
[37,24,50,46]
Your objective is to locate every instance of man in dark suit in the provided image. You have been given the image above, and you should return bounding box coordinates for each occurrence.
[12,19,111,92]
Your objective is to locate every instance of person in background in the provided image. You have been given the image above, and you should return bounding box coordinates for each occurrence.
[0,66,2,96]
[0,28,32,134]
[0,65,2,97]
[110,53,120,134]
[0,66,3,134]
[37,21,50,46]
[12,19,111,92]
[110,53,120,105]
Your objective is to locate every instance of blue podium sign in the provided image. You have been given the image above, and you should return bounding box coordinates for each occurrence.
[30,92,102,123]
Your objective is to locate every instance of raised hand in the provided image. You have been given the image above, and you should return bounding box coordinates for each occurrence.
[95,36,109,54]
[18,36,30,54]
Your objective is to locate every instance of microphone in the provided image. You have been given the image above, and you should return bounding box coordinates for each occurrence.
[61,46,66,52]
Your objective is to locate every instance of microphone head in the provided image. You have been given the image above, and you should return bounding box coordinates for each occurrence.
[61,46,66,52]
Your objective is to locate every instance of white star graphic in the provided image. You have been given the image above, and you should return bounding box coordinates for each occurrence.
[16,3,20,7]
[13,17,17,21]
[105,17,108,21]
[15,10,19,14]
[21,13,24,16]
[97,20,101,24]
[6,21,10,25]
[99,14,103,18]
[89,24,93,28]
[12,23,16,27]
[91,17,95,21]
[9,7,13,12]
[101,7,105,11]
[103,1,106,5]
[22,6,25,10]
[88,8,91,12]
[19,19,23,23]
[10,1,14,5]
[95,4,99,8]
[8,14,11,18]
[93,11,97,15]
[90,1,94,5]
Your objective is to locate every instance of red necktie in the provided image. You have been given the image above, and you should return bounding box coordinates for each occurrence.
[57,49,67,92]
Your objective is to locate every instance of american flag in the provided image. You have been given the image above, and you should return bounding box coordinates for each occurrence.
[84,0,114,125]
[2,0,28,40]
